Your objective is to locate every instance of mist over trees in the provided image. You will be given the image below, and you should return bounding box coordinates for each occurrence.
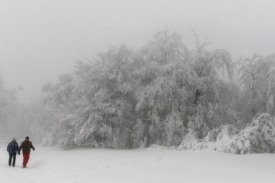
[1,30,275,153]
[0,75,17,136]
[0,74,49,142]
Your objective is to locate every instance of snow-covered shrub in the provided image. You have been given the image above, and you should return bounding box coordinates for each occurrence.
[228,113,275,154]
[204,125,238,152]
[205,125,238,142]
[178,129,208,150]
[178,125,238,152]
[204,128,220,142]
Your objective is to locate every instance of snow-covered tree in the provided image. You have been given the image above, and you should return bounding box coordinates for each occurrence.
[43,45,138,148]
[237,54,275,123]
[135,30,236,145]
[42,30,237,149]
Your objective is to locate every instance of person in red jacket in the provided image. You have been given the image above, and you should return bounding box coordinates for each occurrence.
[19,136,35,168]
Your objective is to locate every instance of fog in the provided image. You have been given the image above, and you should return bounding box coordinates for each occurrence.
[1,0,275,103]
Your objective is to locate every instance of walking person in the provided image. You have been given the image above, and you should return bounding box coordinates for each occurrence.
[7,138,20,167]
[19,136,35,168]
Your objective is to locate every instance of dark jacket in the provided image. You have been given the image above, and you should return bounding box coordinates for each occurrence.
[7,140,19,154]
[19,140,35,154]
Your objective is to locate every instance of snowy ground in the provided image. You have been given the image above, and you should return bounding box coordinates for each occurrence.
[1,143,275,183]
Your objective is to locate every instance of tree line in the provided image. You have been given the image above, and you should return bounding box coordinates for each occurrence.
[1,30,275,153]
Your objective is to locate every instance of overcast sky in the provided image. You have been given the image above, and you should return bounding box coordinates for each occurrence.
[1,0,275,103]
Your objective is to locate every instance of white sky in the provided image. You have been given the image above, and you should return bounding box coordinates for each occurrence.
[1,0,275,103]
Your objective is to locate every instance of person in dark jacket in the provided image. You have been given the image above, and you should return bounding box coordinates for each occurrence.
[19,136,35,168]
[7,138,20,167]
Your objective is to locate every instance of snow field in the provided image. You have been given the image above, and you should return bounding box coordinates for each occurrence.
[1,144,275,183]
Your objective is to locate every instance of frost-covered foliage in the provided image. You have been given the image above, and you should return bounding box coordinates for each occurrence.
[43,46,137,148]
[42,30,238,149]
[178,125,238,152]
[178,129,207,150]
[237,54,275,123]
[133,30,235,145]
[178,114,275,154]
[266,65,275,116]
[205,125,238,143]
[229,113,275,154]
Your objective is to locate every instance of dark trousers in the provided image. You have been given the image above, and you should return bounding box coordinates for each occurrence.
[9,153,16,166]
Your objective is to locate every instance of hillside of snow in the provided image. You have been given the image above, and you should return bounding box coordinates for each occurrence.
[1,144,275,183]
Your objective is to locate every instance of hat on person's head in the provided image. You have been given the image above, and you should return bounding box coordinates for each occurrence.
[26,136,29,140]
